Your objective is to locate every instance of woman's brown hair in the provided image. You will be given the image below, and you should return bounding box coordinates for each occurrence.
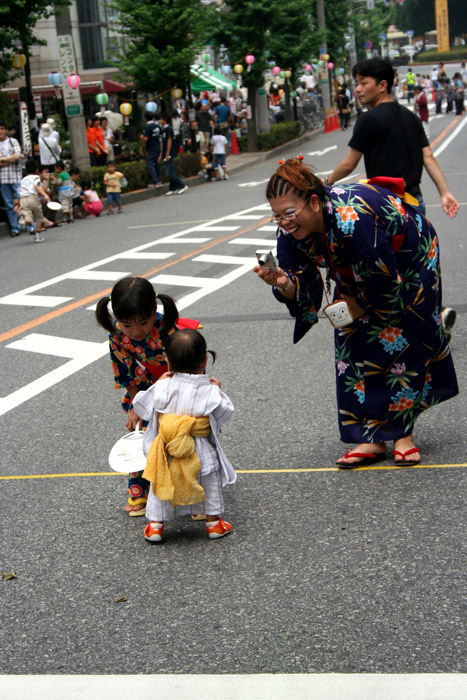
[266,158,326,202]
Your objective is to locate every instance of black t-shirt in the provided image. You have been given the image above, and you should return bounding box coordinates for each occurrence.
[196,110,212,132]
[161,124,175,158]
[144,121,161,154]
[348,102,429,197]
[337,93,349,111]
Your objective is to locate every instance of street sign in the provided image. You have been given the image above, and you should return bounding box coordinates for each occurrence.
[406,30,414,36]
[33,93,43,119]
[66,104,82,117]
[379,33,386,42]
[58,34,83,116]
[364,40,373,50]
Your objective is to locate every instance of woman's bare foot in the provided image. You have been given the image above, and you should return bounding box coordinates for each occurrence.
[393,435,421,465]
[336,442,387,467]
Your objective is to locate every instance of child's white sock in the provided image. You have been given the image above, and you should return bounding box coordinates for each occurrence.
[206,520,219,527]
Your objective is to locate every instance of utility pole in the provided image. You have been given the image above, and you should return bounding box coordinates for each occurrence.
[55,6,90,169]
[316,0,331,110]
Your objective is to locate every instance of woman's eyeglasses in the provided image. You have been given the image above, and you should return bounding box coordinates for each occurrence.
[270,199,308,224]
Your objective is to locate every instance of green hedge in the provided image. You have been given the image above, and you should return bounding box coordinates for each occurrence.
[415,47,467,62]
[237,121,302,153]
[79,152,201,197]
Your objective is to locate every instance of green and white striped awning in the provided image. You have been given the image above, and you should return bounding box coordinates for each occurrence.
[190,64,236,92]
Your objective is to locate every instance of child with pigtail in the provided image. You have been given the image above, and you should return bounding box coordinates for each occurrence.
[96,276,180,517]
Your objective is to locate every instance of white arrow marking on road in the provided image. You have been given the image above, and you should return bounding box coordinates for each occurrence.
[238,178,270,188]
[6,334,105,359]
[115,252,174,259]
[229,238,276,246]
[307,145,337,156]
[1,335,107,416]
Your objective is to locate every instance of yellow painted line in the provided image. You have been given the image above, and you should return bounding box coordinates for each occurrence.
[1,463,466,481]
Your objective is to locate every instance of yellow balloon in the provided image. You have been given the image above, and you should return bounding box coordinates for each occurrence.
[284,70,292,79]
[119,102,133,116]
[234,64,243,74]
[12,53,26,69]
[172,88,182,99]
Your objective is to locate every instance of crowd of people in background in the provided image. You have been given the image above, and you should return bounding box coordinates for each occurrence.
[2,61,465,241]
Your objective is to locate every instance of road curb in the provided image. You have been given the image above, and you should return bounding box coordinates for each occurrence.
[0,128,320,238]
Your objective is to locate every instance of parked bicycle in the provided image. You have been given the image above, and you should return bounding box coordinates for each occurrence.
[298,97,324,132]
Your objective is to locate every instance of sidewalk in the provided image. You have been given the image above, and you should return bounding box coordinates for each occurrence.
[0,130,318,237]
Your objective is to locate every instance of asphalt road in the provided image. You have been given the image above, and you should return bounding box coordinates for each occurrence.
[1,105,466,692]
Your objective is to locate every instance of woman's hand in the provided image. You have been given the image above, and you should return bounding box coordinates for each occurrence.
[253,264,288,289]
[340,294,365,320]
[158,371,173,381]
[209,377,221,388]
[126,409,141,431]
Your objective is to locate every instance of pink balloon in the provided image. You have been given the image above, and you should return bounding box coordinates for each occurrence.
[327,62,334,69]
[67,74,80,89]
[272,66,281,75]
[305,63,312,72]
[245,54,255,65]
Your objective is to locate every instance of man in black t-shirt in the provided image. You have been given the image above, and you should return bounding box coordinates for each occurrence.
[196,102,214,154]
[160,113,187,196]
[326,58,458,219]
[143,113,162,187]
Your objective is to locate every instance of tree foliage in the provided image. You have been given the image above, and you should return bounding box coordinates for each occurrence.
[393,0,434,40]
[393,0,467,43]
[351,2,395,60]
[109,0,214,94]
[267,0,322,79]
[0,0,70,88]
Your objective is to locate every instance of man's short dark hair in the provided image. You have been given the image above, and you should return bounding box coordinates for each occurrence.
[352,57,395,94]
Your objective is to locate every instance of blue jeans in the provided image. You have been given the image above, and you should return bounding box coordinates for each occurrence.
[413,195,426,216]
[164,156,184,192]
[146,153,161,184]
[1,183,19,231]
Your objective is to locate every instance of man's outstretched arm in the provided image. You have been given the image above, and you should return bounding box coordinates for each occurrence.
[325,148,363,186]
[422,146,459,218]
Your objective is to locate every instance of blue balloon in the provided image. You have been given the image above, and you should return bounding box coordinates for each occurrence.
[48,72,62,87]
[145,101,157,113]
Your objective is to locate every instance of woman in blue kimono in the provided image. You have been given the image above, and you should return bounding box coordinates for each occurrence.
[254,158,458,467]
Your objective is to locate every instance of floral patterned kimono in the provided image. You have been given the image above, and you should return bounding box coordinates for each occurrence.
[274,183,458,444]
[109,312,171,503]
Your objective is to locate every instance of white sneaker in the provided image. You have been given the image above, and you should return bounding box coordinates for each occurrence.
[155,183,163,188]
[34,233,44,243]
[177,185,189,195]
[165,190,176,196]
